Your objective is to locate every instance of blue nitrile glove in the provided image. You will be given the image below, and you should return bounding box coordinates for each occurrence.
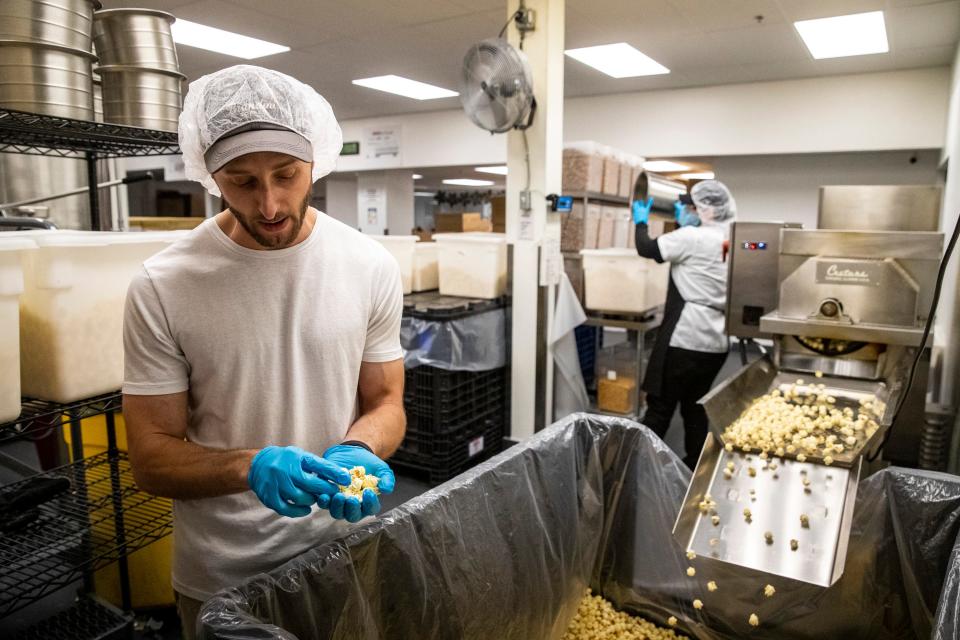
[248,446,351,518]
[315,443,396,523]
[632,196,654,225]
[674,200,701,228]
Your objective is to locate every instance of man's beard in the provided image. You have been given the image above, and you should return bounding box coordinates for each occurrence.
[227,194,310,249]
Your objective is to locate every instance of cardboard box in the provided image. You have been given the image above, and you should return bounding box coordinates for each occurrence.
[584,204,601,250]
[561,202,585,252]
[128,216,205,231]
[597,206,616,249]
[435,212,486,233]
[562,148,604,193]
[618,164,634,198]
[612,207,631,249]
[602,157,620,196]
[491,196,505,230]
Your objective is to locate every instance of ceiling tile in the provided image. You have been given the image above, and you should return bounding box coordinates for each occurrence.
[775,0,885,21]
[887,1,960,50]
[668,0,788,30]
[703,24,807,65]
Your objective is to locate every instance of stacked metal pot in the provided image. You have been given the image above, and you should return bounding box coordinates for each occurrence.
[0,0,101,119]
[93,8,184,132]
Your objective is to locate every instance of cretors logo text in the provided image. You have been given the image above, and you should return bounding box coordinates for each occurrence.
[826,264,869,279]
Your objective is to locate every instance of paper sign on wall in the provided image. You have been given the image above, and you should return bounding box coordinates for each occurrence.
[358,186,386,234]
[540,219,562,286]
[363,125,402,162]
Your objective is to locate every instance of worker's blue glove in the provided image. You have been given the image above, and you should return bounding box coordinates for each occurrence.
[315,443,396,523]
[248,446,351,518]
[674,200,701,228]
[632,196,654,225]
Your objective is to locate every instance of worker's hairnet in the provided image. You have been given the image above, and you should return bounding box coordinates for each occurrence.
[690,179,736,224]
[178,65,343,197]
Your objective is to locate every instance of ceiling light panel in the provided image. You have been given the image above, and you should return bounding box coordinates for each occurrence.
[352,75,458,100]
[681,172,715,180]
[794,11,889,60]
[443,179,495,187]
[565,43,669,78]
[171,19,289,59]
[475,166,508,175]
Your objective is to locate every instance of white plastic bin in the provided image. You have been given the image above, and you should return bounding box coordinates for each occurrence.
[370,235,418,294]
[580,248,670,314]
[434,233,507,299]
[0,238,35,422]
[18,230,184,403]
[412,242,438,292]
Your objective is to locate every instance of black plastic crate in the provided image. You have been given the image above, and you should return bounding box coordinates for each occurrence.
[392,418,504,484]
[402,292,507,321]
[403,366,507,434]
[13,594,133,640]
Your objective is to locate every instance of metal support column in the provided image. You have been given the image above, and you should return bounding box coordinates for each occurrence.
[105,411,132,610]
[86,151,100,231]
[506,0,565,438]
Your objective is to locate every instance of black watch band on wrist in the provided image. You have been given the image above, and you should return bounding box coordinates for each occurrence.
[341,440,374,454]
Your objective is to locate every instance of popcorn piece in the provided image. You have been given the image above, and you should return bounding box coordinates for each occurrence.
[764,584,776,598]
[338,466,380,498]
[707,581,718,592]
[749,613,760,627]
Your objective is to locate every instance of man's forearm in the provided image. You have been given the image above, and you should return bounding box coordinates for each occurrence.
[344,402,406,459]
[131,435,257,500]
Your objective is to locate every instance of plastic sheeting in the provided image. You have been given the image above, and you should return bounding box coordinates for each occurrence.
[400,309,506,371]
[551,272,590,418]
[199,414,960,640]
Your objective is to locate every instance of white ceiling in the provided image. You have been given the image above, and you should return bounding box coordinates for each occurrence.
[101,0,960,121]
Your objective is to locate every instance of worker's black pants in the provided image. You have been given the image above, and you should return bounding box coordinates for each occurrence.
[643,346,728,469]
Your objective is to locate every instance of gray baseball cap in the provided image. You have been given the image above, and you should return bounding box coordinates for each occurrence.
[203,122,313,174]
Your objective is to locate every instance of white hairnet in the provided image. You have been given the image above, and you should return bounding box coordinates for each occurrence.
[178,65,343,197]
[691,179,736,224]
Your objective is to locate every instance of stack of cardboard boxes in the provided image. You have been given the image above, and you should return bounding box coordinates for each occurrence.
[560,143,647,301]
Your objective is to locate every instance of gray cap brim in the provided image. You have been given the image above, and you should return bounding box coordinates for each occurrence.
[204,128,313,174]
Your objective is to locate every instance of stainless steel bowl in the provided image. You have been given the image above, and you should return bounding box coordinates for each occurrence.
[92,8,178,72]
[0,40,96,119]
[97,64,184,131]
[0,0,101,51]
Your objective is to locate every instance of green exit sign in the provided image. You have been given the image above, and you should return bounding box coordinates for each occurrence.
[340,141,360,156]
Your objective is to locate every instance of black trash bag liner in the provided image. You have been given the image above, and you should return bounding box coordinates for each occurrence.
[199,414,960,640]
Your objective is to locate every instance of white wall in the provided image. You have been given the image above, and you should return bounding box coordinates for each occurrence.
[713,150,943,230]
[331,68,950,174]
[936,43,960,410]
[336,110,505,172]
[324,174,358,228]
[565,68,950,157]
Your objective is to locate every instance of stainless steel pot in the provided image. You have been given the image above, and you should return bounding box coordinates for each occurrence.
[97,64,184,131]
[0,0,101,51]
[92,8,178,72]
[0,40,96,119]
[632,171,687,214]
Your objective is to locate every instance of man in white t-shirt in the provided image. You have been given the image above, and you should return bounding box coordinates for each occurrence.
[632,180,735,468]
[122,65,406,638]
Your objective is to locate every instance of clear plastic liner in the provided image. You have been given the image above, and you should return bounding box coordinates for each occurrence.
[400,309,507,371]
[199,414,960,640]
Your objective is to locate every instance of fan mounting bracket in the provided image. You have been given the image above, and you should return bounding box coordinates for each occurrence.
[515,8,536,33]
